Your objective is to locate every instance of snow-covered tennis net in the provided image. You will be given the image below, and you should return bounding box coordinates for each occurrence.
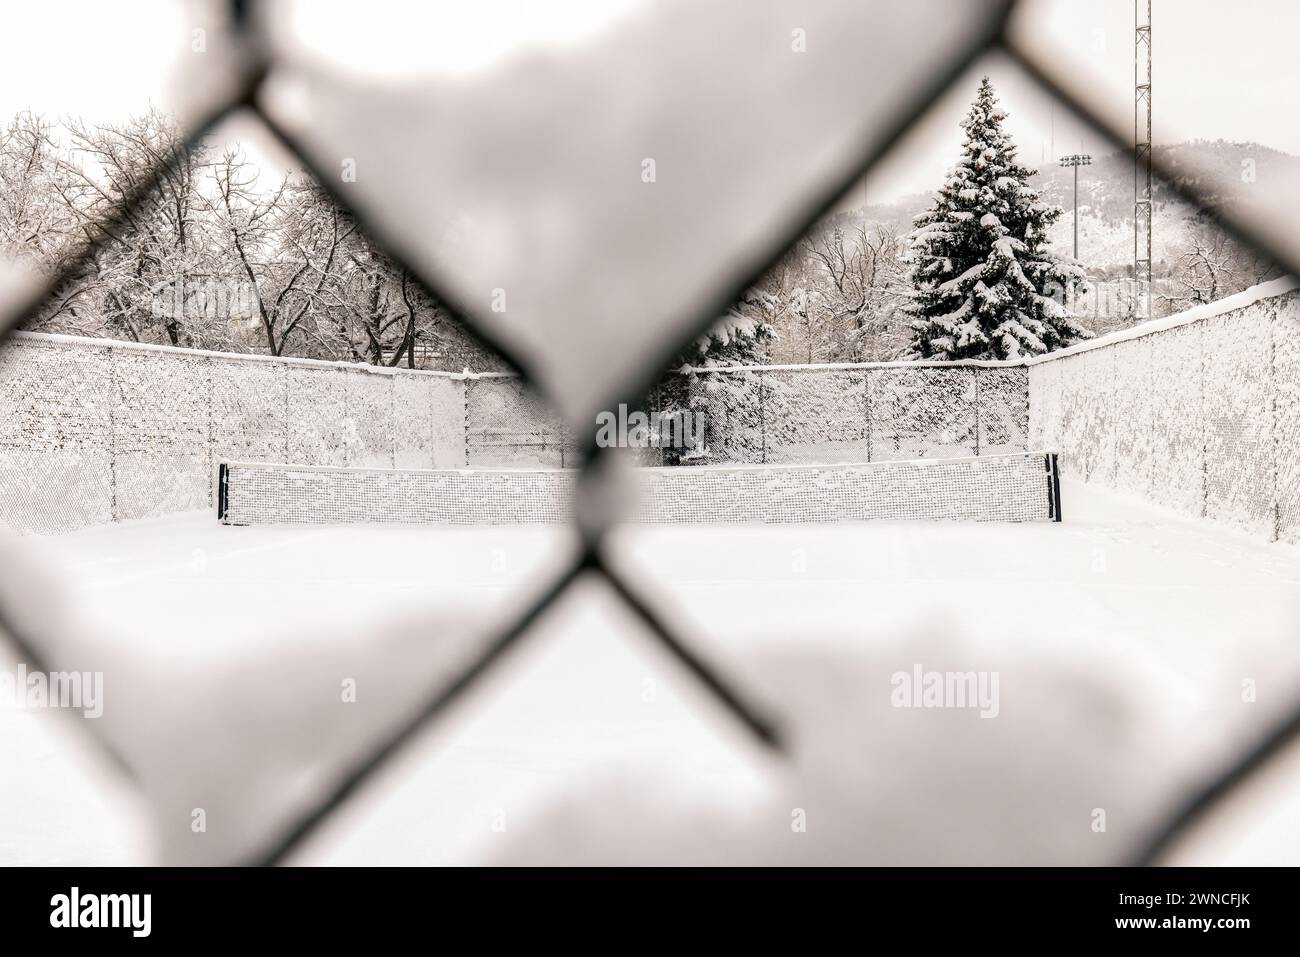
[218,452,1061,526]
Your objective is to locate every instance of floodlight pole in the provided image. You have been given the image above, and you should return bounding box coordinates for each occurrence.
[1058,153,1091,261]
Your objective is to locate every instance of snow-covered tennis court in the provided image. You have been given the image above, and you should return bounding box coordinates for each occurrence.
[4,478,1300,866]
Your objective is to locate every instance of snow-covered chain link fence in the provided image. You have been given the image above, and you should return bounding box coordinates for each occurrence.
[1030,278,1300,543]
[17,276,1300,543]
[0,333,537,534]
[669,363,1027,464]
[0,333,1031,534]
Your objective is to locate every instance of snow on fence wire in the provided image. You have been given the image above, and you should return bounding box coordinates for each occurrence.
[661,362,1028,465]
[1029,278,1300,543]
[0,332,561,534]
[9,276,1300,542]
[0,331,1032,535]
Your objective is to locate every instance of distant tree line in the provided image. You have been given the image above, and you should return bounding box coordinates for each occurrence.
[0,109,500,371]
[4,108,1277,374]
[669,218,912,370]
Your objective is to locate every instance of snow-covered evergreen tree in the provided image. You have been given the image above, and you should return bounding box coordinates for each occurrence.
[673,289,776,370]
[654,291,775,463]
[906,77,1089,359]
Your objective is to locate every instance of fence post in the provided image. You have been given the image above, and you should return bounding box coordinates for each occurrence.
[108,345,119,523]
[463,377,471,467]
[863,369,872,462]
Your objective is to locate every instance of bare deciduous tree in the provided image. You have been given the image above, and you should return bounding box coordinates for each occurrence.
[307,232,428,367]
[0,112,73,268]
[803,223,909,361]
[756,220,910,364]
[1158,217,1280,315]
[46,109,212,344]
[205,154,355,356]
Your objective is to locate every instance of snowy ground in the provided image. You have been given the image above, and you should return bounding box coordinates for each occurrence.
[3,479,1300,865]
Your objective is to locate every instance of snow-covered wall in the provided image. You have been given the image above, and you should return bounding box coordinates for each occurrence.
[1029,278,1300,543]
[0,333,563,534]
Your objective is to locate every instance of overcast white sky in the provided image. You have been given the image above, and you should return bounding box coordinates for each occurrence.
[1,0,1296,204]
[859,0,1300,203]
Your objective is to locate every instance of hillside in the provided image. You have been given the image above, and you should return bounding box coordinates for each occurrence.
[849,140,1300,275]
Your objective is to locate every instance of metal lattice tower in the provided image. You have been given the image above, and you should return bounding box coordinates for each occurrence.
[1135,0,1153,318]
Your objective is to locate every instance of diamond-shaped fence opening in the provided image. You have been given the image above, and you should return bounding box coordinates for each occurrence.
[2,0,1299,866]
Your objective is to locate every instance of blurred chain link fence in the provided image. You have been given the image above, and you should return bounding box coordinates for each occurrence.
[2,0,1299,866]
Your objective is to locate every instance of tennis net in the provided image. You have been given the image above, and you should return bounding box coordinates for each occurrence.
[217,451,1061,526]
